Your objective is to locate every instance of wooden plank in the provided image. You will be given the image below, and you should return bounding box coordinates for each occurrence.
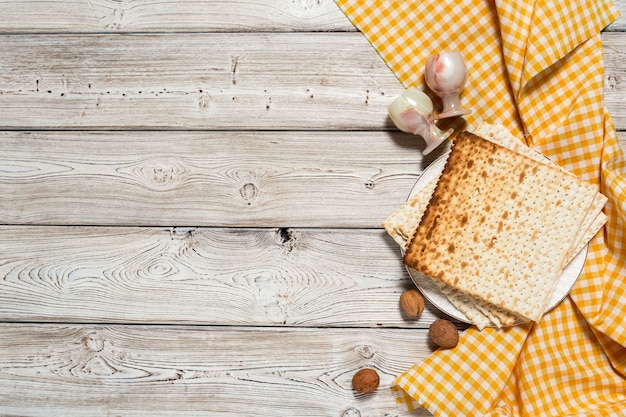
[0,130,435,227]
[0,33,625,130]
[1,131,622,227]
[0,226,459,327]
[0,324,434,416]
[0,0,622,33]
[602,33,626,130]
[0,0,355,33]
[0,33,402,130]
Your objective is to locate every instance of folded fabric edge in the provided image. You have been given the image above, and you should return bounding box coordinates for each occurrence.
[390,324,532,416]
[519,0,621,91]
[571,110,626,362]
[391,376,425,413]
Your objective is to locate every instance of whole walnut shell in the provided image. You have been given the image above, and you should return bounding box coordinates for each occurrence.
[399,289,425,319]
[429,319,459,348]
[352,368,380,393]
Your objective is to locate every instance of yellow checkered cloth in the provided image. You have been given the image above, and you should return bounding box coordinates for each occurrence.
[336,0,625,415]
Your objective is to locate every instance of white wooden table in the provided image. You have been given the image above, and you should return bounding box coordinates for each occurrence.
[0,1,624,416]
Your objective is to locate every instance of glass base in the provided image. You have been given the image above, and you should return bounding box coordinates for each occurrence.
[436,108,471,119]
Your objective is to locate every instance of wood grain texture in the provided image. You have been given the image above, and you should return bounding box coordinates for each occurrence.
[0,33,401,130]
[0,33,625,130]
[0,0,354,33]
[0,225,458,327]
[0,130,439,226]
[0,0,623,33]
[0,324,434,416]
[602,33,626,129]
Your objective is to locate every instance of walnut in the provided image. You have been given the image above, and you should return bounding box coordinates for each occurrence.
[429,319,459,348]
[351,368,380,393]
[399,289,425,319]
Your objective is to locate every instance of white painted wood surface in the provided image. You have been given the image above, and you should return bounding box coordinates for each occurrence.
[0,131,439,226]
[0,324,433,416]
[0,226,450,326]
[0,1,623,416]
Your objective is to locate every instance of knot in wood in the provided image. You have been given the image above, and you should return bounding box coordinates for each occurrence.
[276,228,299,254]
[169,227,197,256]
[145,259,177,278]
[355,344,375,359]
[342,408,361,417]
[128,157,188,191]
[198,92,211,109]
[83,331,105,352]
[607,73,619,90]
[240,182,259,203]
[151,164,179,185]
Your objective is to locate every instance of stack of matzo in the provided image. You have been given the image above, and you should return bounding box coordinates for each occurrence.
[384,123,607,329]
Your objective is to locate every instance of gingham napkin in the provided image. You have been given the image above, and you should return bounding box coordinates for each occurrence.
[336,0,625,415]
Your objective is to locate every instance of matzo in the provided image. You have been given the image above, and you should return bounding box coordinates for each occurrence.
[403,131,600,322]
[475,122,608,264]
[382,175,439,248]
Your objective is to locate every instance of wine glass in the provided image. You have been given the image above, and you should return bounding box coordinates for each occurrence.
[388,87,454,154]
[424,51,471,119]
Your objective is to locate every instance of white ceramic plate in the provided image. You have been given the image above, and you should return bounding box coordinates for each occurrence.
[405,152,587,325]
